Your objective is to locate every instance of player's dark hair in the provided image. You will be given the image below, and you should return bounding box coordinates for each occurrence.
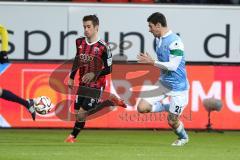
[83,14,99,27]
[147,12,167,27]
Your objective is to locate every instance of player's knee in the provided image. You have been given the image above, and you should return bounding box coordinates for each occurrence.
[167,113,179,128]
[137,99,151,113]
[76,113,86,122]
[75,109,87,122]
[0,88,2,96]
[137,105,148,113]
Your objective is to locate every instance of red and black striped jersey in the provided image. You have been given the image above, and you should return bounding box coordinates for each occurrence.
[70,36,112,89]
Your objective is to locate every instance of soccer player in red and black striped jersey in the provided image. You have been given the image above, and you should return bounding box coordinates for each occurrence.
[65,15,126,143]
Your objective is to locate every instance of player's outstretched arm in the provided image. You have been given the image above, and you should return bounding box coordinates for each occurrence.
[137,52,182,71]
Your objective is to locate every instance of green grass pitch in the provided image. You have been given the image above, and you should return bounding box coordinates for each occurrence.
[0,129,239,160]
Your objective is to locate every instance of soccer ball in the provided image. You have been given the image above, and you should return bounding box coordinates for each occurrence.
[34,96,53,115]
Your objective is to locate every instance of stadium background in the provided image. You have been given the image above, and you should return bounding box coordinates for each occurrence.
[1,1,240,131]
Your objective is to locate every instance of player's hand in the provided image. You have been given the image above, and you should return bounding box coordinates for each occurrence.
[137,52,154,65]
[0,51,9,64]
[82,72,95,83]
[68,78,74,89]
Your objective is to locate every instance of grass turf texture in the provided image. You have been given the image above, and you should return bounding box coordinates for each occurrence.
[0,129,239,160]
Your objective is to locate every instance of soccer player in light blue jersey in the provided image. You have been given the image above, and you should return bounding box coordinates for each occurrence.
[137,12,189,146]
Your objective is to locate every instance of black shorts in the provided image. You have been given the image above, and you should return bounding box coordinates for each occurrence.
[74,86,103,111]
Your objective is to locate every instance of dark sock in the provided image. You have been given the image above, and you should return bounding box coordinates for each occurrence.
[71,121,86,138]
[88,100,114,115]
[1,89,29,108]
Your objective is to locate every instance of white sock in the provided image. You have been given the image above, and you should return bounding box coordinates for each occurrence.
[175,121,188,139]
[176,121,184,133]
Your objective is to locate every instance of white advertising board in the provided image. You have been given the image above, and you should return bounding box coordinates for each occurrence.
[0,2,240,62]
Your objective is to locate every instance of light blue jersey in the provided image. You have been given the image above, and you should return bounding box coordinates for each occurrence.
[155,31,189,91]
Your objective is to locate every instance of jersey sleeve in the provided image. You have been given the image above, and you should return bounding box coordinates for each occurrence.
[69,39,80,79]
[0,25,9,52]
[154,40,184,71]
[169,40,184,56]
[97,45,112,77]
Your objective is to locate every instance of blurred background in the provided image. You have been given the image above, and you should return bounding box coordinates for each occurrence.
[0,0,240,130]
[1,1,240,160]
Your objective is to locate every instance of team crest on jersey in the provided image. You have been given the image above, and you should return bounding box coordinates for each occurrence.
[94,47,99,54]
